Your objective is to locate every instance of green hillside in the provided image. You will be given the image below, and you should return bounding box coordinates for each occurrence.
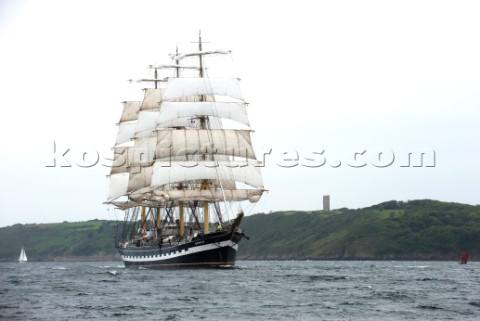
[1,200,479,261]
[240,200,480,260]
[0,220,119,261]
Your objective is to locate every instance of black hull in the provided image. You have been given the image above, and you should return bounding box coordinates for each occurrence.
[118,231,242,268]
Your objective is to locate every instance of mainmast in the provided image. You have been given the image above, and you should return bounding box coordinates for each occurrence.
[197,30,210,233]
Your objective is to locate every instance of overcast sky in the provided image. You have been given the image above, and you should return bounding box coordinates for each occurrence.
[1,0,479,227]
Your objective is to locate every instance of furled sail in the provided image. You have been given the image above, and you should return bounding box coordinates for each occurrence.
[130,189,263,203]
[171,49,231,61]
[148,64,199,70]
[153,189,263,202]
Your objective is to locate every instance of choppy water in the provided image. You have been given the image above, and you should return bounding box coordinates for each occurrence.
[1,260,479,320]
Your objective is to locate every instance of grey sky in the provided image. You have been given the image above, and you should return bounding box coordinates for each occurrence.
[1,0,479,227]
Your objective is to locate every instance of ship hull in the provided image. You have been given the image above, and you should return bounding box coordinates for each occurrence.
[118,231,242,268]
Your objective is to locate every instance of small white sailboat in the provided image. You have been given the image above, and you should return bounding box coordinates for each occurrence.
[18,246,28,263]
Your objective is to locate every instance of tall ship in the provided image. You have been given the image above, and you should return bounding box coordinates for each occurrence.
[105,33,265,268]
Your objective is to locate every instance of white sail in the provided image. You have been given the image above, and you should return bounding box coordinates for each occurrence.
[161,115,224,130]
[107,172,129,201]
[163,78,244,101]
[155,129,256,160]
[151,160,264,188]
[110,137,156,175]
[140,88,164,110]
[18,246,27,263]
[155,117,203,129]
[158,102,249,126]
[126,166,153,194]
[115,122,136,145]
[135,104,235,136]
[131,137,156,165]
[135,111,158,136]
[119,101,141,122]
[125,168,237,197]
[115,101,142,146]
[110,147,130,175]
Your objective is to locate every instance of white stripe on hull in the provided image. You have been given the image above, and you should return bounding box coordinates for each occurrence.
[121,239,238,263]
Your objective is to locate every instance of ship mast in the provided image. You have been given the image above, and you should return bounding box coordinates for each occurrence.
[198,31,204,78]
[197,30,207,127]
[197,30,210,233]
[175,45,180,78]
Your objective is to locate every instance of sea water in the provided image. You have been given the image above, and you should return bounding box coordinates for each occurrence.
[1,260,479,320]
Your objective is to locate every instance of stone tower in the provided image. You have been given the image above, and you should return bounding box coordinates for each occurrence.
[323,195,330,211]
